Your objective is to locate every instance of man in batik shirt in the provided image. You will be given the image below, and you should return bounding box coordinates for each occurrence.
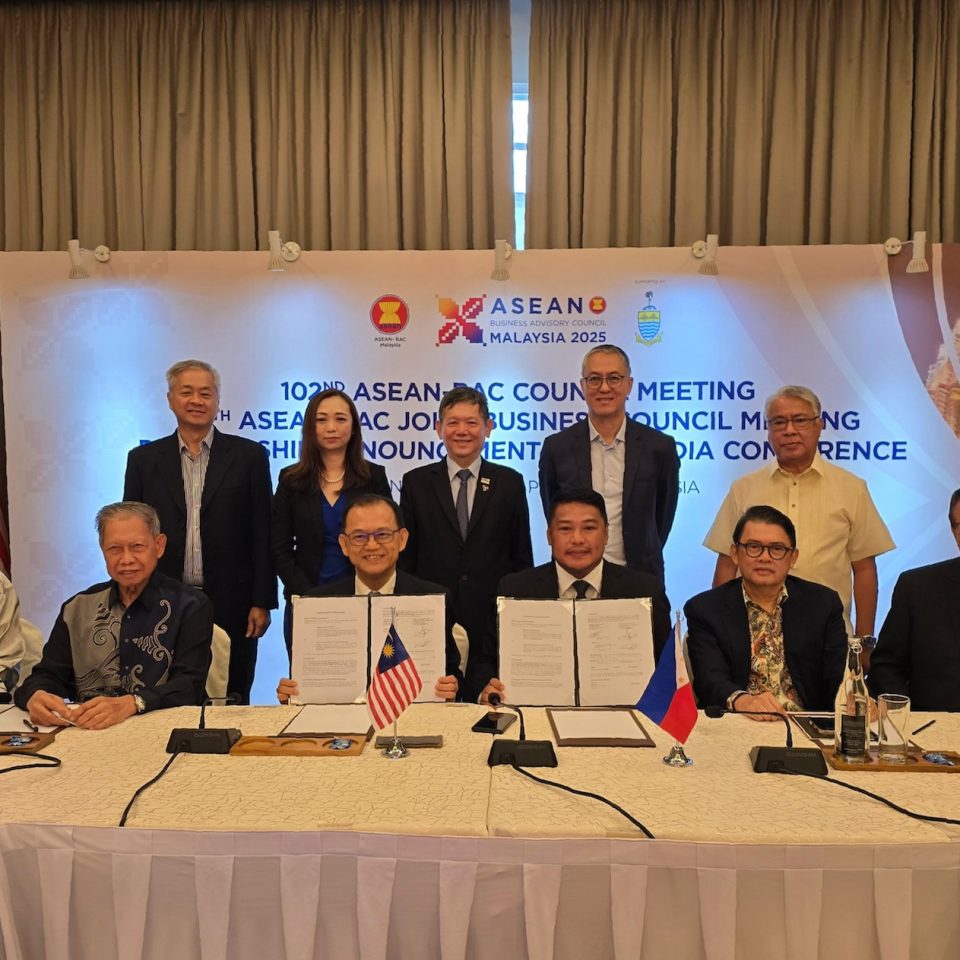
[16,502,213,729]
[684,504,846,718]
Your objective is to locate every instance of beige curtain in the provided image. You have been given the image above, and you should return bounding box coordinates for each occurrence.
[526,0,960,249]
[0,0,514,251]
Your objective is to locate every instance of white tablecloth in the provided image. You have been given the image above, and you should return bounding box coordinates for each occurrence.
[1,704,958,959]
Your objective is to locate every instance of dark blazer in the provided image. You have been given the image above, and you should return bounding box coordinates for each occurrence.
[684,575,846,711]
[123,428,277,640]
[271,463,392,599]
[538,417,679,580]
[304,570,463,685]
[498,560,672,661]
[868,558,960,711]
[399,459,533,702]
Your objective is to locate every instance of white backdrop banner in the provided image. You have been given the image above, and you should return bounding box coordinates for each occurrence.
[2,246,958,703]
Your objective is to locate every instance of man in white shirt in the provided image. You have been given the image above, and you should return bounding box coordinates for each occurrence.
[703,385,894,636]
[539,345,679,582]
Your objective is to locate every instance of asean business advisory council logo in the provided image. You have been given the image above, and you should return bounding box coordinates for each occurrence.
[436,295,486,346]
[370,295,410,334]
[636,290,662,346]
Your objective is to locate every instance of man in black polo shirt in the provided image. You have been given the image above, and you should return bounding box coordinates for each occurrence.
[17,502,214,729]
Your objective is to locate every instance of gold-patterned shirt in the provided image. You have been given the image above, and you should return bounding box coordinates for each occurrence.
[742,583,803,711]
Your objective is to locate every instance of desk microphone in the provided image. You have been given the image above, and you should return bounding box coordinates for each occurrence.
[704,705,827,775]
[486,693,557,768]
[165,701,242,755]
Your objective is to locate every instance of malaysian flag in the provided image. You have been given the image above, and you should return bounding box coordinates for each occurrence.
[367,623,422,729]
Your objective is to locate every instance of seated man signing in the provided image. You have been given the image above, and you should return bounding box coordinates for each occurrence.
[277,494,462,703]
[481,488,672,705]
[16,502,214,729]
[685,504,846,719]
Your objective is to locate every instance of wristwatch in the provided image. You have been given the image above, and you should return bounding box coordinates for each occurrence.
[133,694,147,714]
[726,690,747,711]
[858,634,878,650]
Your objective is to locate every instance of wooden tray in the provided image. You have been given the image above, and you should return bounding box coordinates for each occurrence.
[230,735,367,757]
[0,732,56,753]
[823,746,960,773]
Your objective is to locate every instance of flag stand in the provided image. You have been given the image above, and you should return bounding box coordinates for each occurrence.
[382,720,408,760]
[663,741,693,767]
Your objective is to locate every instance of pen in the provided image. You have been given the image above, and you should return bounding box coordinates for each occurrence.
[911,719,935,736]
[22,718,39,733]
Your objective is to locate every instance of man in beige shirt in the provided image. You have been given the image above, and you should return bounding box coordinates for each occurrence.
[703,385,894,637]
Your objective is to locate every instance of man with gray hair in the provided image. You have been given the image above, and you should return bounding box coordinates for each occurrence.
[16,502,214,729]
[704,385,894,638]
[123,360,276,703]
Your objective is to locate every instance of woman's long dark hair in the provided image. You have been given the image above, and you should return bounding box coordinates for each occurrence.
[283,389,371,492]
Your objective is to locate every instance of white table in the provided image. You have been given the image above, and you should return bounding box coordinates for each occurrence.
[1,704,958,959]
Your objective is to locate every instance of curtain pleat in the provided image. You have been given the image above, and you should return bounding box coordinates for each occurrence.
[0,0,514,251]
[526,0,960,249]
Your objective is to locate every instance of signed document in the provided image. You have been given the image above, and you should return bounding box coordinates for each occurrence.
[497,597,655,706]
[291,596,369,703]
[370,594,446,702]
[575,598,654,706]
[497,598,576,705]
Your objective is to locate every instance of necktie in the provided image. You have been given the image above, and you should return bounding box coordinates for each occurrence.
[455,468,472,538]
[573,579,590,600]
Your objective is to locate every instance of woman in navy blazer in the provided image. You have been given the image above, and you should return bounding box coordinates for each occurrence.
[271,389,391,655]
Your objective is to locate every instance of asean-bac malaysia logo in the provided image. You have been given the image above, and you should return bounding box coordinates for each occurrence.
[370,295,410,334]
[636,290,662,346]
[436,295,486,345]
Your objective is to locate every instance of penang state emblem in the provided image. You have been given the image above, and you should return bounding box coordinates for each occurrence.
[636,290,662,346]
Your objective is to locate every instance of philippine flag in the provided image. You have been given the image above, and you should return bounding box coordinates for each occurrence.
[636,614,698,744]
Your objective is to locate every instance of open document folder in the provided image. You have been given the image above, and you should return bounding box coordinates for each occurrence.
[497,597,655,706]
[291,593,446,703]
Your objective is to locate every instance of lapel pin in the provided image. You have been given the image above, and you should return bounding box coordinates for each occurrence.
[480,477,491,492]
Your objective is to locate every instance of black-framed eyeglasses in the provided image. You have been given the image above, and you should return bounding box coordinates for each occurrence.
[344,529,400,547]
[768,415,819,432]
[736,541,793,560]
[582,373,627,389]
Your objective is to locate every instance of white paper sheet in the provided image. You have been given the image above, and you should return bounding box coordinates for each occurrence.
[370,594,446,702]
[291,596,369,703]
[575,598,655,706]
[548,708,648,742]
[498,598,575,706]
[281,703,373,736]
[0,704,60,734]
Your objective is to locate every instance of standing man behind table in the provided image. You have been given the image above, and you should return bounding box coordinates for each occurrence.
[123,360,276,703]
[703,385,894,641]
[686,504,847,719]
[538,344,680,582]
[484,488,673,705]
[277,494,461,703]
[399,386,533,703]
[16,502,213,729]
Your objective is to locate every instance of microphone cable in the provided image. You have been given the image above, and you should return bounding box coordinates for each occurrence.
[506,763,656,839]
[0,750,62,775]
[118,751,183,827]
[773,766,960,827]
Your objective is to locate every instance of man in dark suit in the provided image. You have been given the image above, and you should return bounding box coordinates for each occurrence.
[123,360,276,703]
[685,504,846,716]
[399,387,533,703]
[277,494,461,702]
[538,344,679,581]
[489,488,672,705]
[868,488,960,711]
